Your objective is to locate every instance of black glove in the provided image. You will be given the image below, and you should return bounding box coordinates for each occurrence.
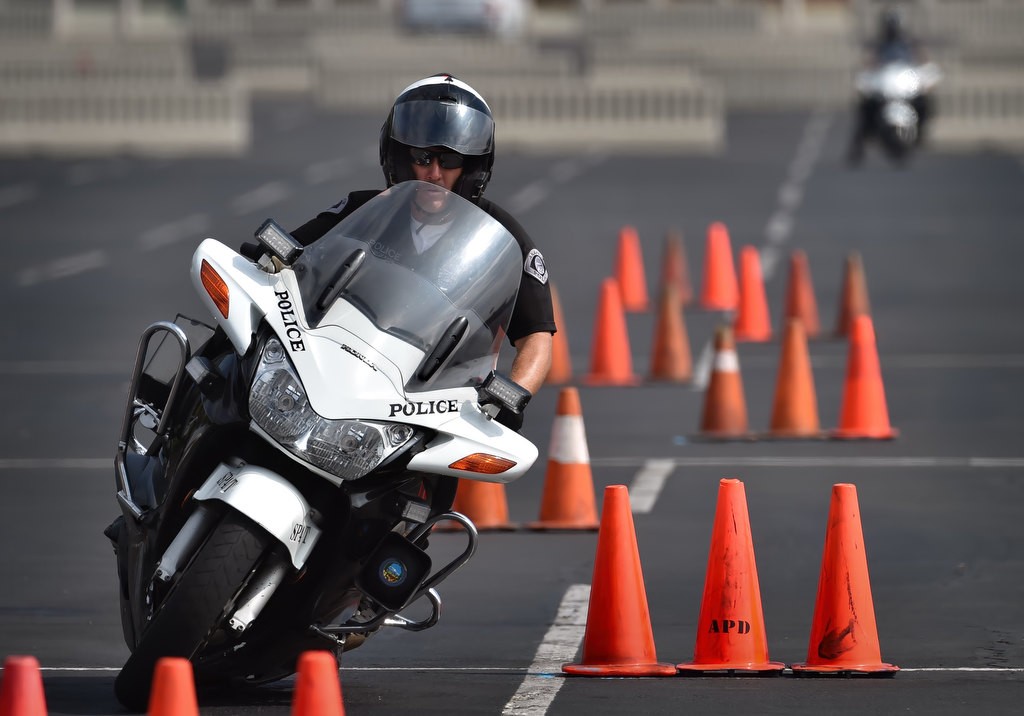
[495,406,525,432]
[239,241,264,261]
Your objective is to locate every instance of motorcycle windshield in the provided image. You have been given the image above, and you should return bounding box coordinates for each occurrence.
[293,181,521,392]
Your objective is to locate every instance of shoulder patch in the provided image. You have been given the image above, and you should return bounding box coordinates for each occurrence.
[325,196,349,215]
[524,248,548,284]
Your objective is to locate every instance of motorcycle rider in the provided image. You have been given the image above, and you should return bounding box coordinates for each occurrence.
[847,7,934,164]
[246,73,555,428]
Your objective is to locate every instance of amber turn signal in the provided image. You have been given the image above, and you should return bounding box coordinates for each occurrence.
[449,453,516,474]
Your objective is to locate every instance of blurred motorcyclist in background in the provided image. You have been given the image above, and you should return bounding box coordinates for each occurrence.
[847,6,935,165]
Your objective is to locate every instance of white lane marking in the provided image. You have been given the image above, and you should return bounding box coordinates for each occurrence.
[592,457,1024,469]
[764,210,792,246]
[66,163,100,186]
[629,459,675,514]
[139,212,209,251]
[17,250,107,287]
[550,159,582,184]
[507,180,550,214]
[0,183,36,209]
[690,339,715,391]
[502,584,590,716]
[230,181,292,216]
[304,157,354,186]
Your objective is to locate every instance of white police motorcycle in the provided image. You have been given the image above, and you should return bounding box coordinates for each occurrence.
[106,181,537,710]
[854,58,942,161]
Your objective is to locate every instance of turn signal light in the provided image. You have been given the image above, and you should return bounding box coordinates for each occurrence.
[200,260,230,318]
[449,453,516,475]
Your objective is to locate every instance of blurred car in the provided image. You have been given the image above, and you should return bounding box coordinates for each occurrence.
[396,0,529,37]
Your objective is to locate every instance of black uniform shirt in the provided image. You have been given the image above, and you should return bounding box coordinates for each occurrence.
[289,189,556,344]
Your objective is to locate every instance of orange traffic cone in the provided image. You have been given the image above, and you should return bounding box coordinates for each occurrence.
[783,250,820,339]
[545,283,572,385]
[699,325,751,439]
[147,658,198,716]
[444,479,518,531]
[584,278,639,386]
[768,319,824,439]
[733,246,773,342]
[834,251,871,338]
[832,315,897,440]
[678,478,784,674]
[648,282,692,382]
[792,484,899,676]
[0,655,48,716]
[563,485,677,676]
[528,387,599,530]
[291,651,346,716]
[659,228,693,306]
[615,226,649,312]
[699,222,739,312]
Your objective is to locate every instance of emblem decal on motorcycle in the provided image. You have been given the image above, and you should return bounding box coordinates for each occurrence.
[216,472,238,492]
[524,249,548,285]
[380,558,407,586]
[274,290,306,352]
[341,344,379,372]
[290,522,311,544]
[388,400,459,417]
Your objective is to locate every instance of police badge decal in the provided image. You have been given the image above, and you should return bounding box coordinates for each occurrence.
[524,248,548,284]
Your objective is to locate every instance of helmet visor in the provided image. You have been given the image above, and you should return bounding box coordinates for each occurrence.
[391,100,494,156]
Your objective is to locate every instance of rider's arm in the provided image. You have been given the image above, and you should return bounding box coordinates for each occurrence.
[509,331,553,396]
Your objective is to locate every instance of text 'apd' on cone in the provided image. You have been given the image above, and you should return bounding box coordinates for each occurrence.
[563,485,677,676]
[678,478,784,675]
[792,484,898,677]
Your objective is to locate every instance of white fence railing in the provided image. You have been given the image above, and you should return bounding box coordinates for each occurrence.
[0,81,250,155]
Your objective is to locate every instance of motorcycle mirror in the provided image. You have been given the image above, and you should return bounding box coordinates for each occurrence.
[255,218,303,265]
[478,371,531,415]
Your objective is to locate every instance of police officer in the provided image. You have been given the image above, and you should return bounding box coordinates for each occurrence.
[285,74,555,428]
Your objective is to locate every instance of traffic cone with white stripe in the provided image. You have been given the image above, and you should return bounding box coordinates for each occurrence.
[528,387,599,530]
[699,325,752,439]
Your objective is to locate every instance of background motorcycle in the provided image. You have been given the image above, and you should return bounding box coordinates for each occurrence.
[853,59,942,162]
[105,182,537,710]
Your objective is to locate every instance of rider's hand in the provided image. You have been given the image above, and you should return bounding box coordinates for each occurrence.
[495,406,525,432]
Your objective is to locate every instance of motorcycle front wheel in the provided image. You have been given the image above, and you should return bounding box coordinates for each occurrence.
[114,510,271,711]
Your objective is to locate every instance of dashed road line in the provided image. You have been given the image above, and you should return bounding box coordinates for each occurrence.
[0,182,36,210]
[502,584,589,716]
[17,249,107,287]
[629,459,676,513]
[230,181,292,216]
[139,212,210,251]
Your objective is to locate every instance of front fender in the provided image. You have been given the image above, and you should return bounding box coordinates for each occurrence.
[193,462,321,569]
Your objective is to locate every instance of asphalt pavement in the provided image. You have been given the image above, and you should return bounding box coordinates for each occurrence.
[1,98,1022,715]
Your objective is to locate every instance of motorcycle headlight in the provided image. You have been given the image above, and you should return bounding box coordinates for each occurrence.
[249,338,418,480]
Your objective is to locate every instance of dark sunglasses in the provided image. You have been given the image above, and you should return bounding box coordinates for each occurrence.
[409,148,465,170]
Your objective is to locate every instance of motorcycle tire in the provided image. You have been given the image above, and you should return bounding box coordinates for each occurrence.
[113,510,270,712]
